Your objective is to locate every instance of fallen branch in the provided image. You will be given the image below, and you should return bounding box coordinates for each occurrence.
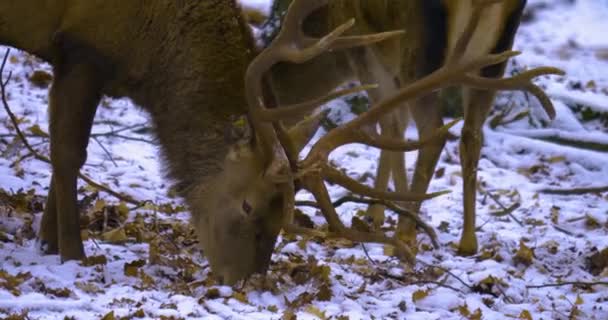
[540,185,608,195]
[375,267,464,294]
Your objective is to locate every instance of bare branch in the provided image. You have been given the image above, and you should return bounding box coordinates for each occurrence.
[540,185,608,195]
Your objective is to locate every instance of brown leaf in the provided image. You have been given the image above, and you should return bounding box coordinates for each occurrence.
[304,305,327,320]
[316,284,332,301]
[513,240,535,267]
[132,309,146,318]
[124,259,146,277]
[519,310,533,320]
[282,310,297,320]
[101,227,128,243]
[232,291,249,304]
[351,216,371,233]
[204,288,221,300]
[75,281,104,295]
[412,289,430,302]
[101,311,116,320]
[28,70,53,88]
[0,270,32,296]
[587,247,608,276]
[81,255,108,267]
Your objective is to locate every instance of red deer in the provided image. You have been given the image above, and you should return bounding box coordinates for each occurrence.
[265,0,558,255]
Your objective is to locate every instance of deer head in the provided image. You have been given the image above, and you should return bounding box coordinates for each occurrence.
[187,115,324,285]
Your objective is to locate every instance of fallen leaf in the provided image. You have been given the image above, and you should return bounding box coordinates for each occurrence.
[412,289,430,302]
[513,240,535,267]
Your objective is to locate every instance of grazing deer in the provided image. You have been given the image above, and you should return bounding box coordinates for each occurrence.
[0,0,431,284]
[266,0,557,255]
[0,0,316,284]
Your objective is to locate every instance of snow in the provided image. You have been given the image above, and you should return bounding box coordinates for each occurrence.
[1,0,607,319]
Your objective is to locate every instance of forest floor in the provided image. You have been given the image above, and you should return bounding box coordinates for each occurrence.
[1,0,607,319]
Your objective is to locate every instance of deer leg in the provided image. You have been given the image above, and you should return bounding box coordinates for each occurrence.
[366,105,409,229]
[39,177,59,254]
[387,108,411,241]
[357,62,409,229]
[458,89,494,256]
[40,61,101,261]
[389,107,410,195]
[367,143,392,228]
[397,92,445,243]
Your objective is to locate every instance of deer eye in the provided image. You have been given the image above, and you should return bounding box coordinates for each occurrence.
[242,200,252,215]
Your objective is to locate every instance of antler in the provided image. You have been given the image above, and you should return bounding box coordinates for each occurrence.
[245,0,564,263]
[245,0,439,262]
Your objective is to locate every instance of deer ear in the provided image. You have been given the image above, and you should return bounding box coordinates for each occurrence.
[287,110,328,154]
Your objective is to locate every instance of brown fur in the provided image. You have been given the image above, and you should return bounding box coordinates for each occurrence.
[0,0,318,284]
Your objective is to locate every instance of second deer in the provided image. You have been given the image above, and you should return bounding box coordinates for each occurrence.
[266,0,557,255]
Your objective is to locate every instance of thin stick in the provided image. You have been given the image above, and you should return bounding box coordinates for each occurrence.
[93,137,119,167]
[526,281,608,289]
[478,186,523,226]
[540,186,608,195]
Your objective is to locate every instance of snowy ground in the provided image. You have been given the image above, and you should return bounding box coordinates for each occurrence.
[1,0,608,319]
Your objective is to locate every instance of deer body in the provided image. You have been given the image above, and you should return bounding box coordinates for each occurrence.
[267,0,528,254]
[0,0,304,284]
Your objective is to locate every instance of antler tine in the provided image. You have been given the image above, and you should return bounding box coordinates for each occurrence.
[460,66,564,119]
[246,0,404,124]
[305,118,461,163]
[302,51,563,170]
[256,84,378,122]
[244,0,407,182]
[354,119,460,152]
[321,165,450,202]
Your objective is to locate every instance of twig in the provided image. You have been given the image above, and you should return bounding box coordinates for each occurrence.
[376,269,463,293]
[91,122,148,136]
[360,243,379,266]
[551,224,584,238]
[10,151,35,167]
[2,126,154,144]
[106,134,155,144]
[526,281,608,289]
[0,49,140,206]
[540,185,608,195]
[93,137,118,167]
[296,195,439,248]
[417,259,474,291]
[406,280,463,293]
[0,133,49,138]
[478,186,523,226]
